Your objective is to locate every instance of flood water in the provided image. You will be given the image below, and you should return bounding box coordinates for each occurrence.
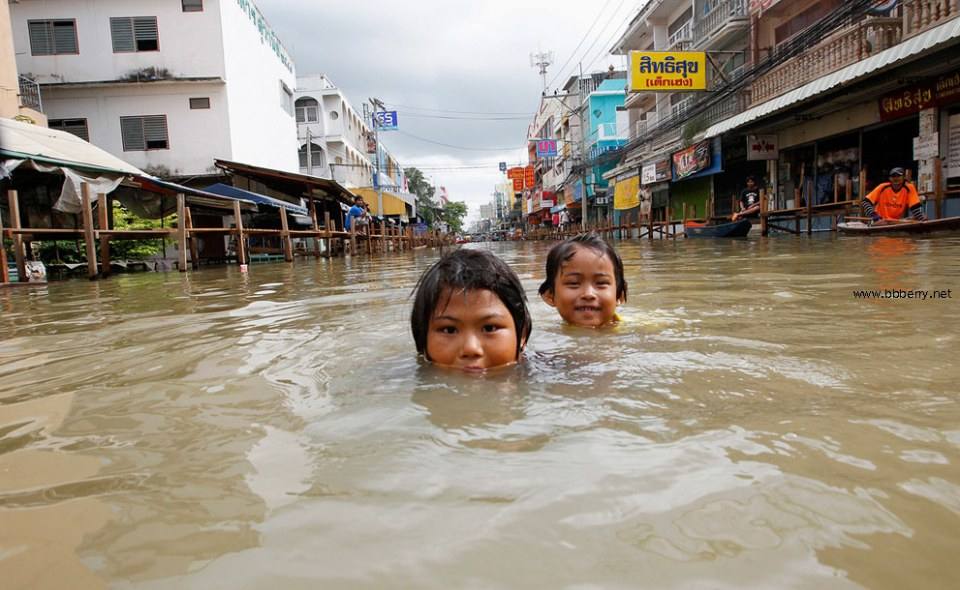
[1,235,959,589]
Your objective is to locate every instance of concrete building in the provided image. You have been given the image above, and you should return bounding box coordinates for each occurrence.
[10,0,298,178]
[0,0,45,125]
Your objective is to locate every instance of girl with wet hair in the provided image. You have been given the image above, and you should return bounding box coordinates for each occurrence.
[411,249,532,372]
[538,233,627,328]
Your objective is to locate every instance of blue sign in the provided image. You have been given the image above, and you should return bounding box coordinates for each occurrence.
[374,111,398,131]
[499,162,507,172]
[536,139,558,158]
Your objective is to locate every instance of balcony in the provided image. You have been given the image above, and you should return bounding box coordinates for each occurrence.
[667,21,693,51]
[750,17,902,106]
[18,76,42,112]
[903,0,960,38]
[694,0,749,48]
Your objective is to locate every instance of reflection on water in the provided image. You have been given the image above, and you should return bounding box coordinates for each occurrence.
[1,236,959,589]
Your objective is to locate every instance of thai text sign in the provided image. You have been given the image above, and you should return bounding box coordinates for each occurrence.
[879,70,960,121]
[535,139,558,158]
[630,51,707,92]
[747,134,779,160]
[672,140,711,179]
[507,166,525,191]
[524,165,536,189]
[641,158,672,185]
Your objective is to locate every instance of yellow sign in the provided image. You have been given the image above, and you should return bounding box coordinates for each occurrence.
[613,176,640,211]
[630,51,707,92]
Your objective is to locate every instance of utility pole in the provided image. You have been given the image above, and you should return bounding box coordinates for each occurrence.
[369,97,385,221]
[305,126,312,173]
[579,61,588,231]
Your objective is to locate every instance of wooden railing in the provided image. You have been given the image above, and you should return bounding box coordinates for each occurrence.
[903,0,960,38]
[751,17,902,105]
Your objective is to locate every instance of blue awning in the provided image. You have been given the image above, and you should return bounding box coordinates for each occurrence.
[203,183,309,216]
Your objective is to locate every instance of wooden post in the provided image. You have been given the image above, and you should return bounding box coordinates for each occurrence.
[806,185,813,235]
[280,206,293,262]
[233,199,247,265]
[380,220,386,252]
[8,190,26,281]
[323,211,332,258]
[760,190,768,237]
[310,200,321,258]
[80,184,98,280]
[184,207,200,270]
[934,156,943,219]
[177,193,188,272]
[349,221,357,256]
[97,193,111,277]
[0,199,8,284]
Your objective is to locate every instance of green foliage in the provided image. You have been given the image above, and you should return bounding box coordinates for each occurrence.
[404,166,440,226]
[441,201,468,234]
[109,202,174,259]
[681,115,709,146]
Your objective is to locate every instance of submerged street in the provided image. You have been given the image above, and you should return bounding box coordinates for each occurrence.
[1,236,958,588]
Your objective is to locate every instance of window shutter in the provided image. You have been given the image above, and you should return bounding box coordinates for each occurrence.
[143,115,168,148]
[53,21,77,53]
[28,21,53,55]
[295,107,305,123]
[298,148,308,169]
[111,18,135,52]
[133,17,158,43]
[121,117,145,151]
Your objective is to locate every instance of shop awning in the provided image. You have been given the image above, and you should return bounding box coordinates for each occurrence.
[550,203,566,213]
[203,183,309,216]
[214,158,355,204]
[705,16,960,139]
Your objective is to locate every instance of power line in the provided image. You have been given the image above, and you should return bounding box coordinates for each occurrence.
[545,0,618,90]
[395,129,523,152]
[384,103,533,116]
[573,0,634,77]
[395,112,531,121]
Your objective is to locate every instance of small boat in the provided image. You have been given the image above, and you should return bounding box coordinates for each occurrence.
[684,218,752,238]
[837,216,960,235]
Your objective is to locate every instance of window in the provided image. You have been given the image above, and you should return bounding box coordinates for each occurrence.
[299,143,324,170]
[182,0,203,12]
[28,20,78,55]
[120,115,169,151]
[49,118,89,141]
[189,97,210,109]
[110,17,159,53]
[279,81,293,115]
[295,97,319,123]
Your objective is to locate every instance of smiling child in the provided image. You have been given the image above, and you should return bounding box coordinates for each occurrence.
[411,249,532,372]
[538,233,627,328]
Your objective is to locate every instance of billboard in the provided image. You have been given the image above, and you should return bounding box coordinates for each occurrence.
[373,110,398,130]
[630,51,707,92]
[672,140,712,179]
[535,139,558,158]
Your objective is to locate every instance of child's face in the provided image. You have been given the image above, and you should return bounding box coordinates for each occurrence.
[426,288,520,372]
[542,245,620,328]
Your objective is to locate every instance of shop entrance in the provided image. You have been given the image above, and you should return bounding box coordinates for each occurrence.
[862,116,919,190]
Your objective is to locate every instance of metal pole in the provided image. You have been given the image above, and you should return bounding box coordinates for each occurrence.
[579,61,588,232]
[371,98,384,221]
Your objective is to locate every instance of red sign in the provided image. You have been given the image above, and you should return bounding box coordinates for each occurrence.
[879,70,960,121]
[524,165,536,189]
[507,167,524,180]
[672,140,711,179]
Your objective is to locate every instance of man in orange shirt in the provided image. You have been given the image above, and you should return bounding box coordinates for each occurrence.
[861,167,927,223]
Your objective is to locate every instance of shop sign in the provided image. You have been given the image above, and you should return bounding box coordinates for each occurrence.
[913,133,939,160]
[641,164,657,185]
[747,134,778,160]
[672,140,711,180]
[641,159,671,185]
[879,70,960,121]
[541,191,555,209]
[524,165,536,189]
[508,166,524,191]
[535,139,558,158]
[373,111,398,131]
[499,162,507,172]
[629,51,707,92]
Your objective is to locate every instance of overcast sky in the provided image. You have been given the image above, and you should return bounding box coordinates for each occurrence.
[256,0,642,223]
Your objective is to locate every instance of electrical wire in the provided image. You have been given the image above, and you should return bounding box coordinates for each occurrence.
[384,103,533,116]
[395,112,531,121]
[395,129,523,152]
[545,0,619,90]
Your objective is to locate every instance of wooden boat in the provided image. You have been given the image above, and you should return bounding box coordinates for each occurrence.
[684,219,752,238]
[837,216,960,235]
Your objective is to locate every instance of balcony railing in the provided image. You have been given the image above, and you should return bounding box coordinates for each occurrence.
[751,17,902,106]
[694,0,749,43]
[18,75,42,112]
[903,0,960,38]
[667,21,693,50]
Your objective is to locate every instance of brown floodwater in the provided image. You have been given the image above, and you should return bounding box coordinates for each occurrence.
[1,235,959,589]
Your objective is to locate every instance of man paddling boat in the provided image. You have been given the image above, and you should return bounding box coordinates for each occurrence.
[861,167,926,224]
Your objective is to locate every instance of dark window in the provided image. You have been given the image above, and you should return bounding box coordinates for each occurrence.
[49,118,89,142]
[298,142,324,169]
[120,115,169,151]
[280,81,293,116]
[189,97,211,109]
[668,8,693,37]
[182,0,203,12]
[295,97,319,123]
[110,17,159,53]
[28,20,78,55]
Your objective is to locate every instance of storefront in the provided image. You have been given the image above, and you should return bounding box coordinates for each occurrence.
[670,137,722,219]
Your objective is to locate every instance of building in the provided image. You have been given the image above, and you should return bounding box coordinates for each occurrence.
[605,0,960,232]
[10,0,298,179]
[1,0,45,125]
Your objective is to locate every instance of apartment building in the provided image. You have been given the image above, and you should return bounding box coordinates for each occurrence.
[10,0,298,178]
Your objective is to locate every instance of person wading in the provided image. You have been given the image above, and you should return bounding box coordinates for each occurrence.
[861,167,927,224]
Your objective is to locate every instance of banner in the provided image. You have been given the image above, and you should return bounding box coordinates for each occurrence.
[641,158,671,185]
[630,51,707,92]
[507,166,525,191]
[879,69,960,121]
[613,175,640,210]
[535,139,558,158]
[672,140,711,180]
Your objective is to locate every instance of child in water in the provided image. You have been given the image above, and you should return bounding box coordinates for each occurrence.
[538,233,627,328]
[411,249,532,372]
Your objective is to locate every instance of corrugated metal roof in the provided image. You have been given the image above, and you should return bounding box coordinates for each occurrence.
[705,16,960,139]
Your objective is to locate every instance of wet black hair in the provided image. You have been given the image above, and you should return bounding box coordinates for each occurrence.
[538,233,627,302]
[411,248,532,360]
[745,175,758,185]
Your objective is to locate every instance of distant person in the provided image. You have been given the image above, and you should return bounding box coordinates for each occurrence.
[732,176,761,221]
[538,233,627,328]
[344,196,369,234]
[410,249,532,372]
[861,167,926,223]
[559,209,571,232]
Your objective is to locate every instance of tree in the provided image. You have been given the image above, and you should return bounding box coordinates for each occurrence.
[404,166,439,226]
[441,201,468,234]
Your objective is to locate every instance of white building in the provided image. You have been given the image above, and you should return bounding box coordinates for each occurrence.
[294,74,406,193]
[10,0,298,178]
